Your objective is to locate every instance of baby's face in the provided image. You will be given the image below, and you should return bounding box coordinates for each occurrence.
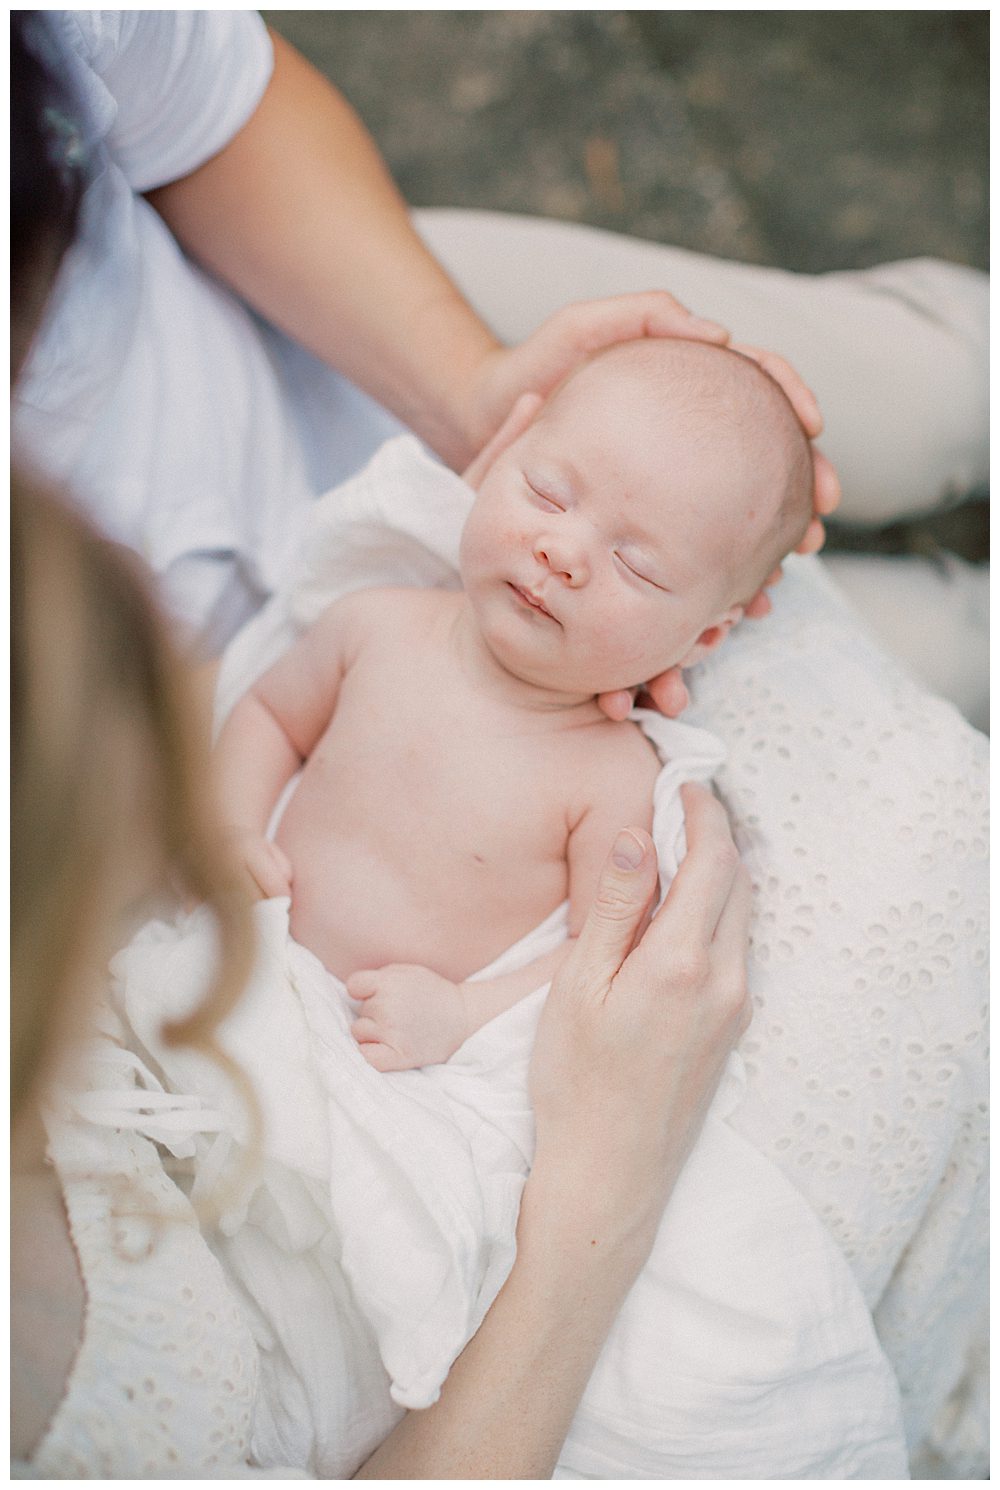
[460,360,764,697]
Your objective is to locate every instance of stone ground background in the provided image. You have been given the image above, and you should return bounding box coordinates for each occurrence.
[264,10,988,561]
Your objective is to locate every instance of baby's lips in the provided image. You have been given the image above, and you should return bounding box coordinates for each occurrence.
[510,580,557,621]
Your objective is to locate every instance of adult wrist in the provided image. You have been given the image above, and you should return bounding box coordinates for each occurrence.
[398,288,502,467]
[517,1149,660,1295]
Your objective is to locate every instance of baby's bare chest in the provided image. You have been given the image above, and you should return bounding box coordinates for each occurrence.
[301,653,580,865]
[275,635,599,976]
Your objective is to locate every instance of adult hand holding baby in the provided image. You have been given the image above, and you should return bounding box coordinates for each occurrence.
[358,784,752,1479]
[526,783,751,1270]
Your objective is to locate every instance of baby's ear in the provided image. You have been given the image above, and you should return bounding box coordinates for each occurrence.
[678,605,744,669]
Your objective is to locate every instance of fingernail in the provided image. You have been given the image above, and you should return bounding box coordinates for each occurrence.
[612,830,645,870]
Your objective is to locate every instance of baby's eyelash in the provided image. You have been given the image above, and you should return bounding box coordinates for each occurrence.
[526,480,564,512]
[614,551,667,590]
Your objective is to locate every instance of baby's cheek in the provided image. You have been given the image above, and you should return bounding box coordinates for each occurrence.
[459,517,493,580]
[463,506,520,569]
[495,522,534,569]
[623,613,686,675]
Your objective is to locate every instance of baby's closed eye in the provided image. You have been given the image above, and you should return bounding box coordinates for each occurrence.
[525,478,564,512]
[614,550,670,591]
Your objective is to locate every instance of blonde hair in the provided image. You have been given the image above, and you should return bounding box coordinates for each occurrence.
[11,470,256,1129]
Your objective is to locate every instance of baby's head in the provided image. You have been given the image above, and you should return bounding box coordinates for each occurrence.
[459,338,812,697]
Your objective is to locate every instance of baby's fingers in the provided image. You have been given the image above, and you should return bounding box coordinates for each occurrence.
[351,1015,385,1044]
[358,1040,411,1074]
[351,1017,417,1073]
[346,971,378,1001]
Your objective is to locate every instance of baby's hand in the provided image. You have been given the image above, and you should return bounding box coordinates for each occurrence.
[225,829,294,901]
[347,965,472,1072]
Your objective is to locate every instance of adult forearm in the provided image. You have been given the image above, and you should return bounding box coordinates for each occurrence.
[358,794,750,1478]
[147,30,498,466]
[355,1174,646,1479]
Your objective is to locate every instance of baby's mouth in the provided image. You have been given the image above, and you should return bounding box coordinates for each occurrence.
[508,582,558,622]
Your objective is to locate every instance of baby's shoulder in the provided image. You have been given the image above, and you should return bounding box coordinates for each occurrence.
[589,716,661,773]
[319,584,452,636]
[565,718,660,838]
[573,716,660,799]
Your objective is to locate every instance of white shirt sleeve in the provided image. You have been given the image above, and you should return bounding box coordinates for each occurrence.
[64,10,274,192]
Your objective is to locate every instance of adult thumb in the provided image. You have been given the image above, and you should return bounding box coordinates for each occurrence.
[571,829,659,985]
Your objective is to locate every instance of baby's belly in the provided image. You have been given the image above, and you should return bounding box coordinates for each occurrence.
[275,793,567,984]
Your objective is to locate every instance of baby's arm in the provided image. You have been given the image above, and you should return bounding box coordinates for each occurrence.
[349,944,573,1072]
[350,724,659,1072]
[563,728,660,940]
[213,595,364,897]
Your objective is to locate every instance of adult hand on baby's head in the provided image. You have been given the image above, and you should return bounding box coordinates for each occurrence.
[594,348,842,716]
[462,307,840,723]
[526,785,751,1266]
[730,343,842,559]
[460,291,731,466]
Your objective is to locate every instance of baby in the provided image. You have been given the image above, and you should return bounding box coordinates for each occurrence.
[214,339,811,1070]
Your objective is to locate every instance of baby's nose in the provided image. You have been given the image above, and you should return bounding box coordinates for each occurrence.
[533,532,589,585]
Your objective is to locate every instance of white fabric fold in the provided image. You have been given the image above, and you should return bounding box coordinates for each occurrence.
[112,886,907,1476]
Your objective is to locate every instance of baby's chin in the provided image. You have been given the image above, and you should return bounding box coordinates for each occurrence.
[490,651,638,704]
[516,664,674,702]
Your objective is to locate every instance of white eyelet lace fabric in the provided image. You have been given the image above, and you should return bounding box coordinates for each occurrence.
[29,1021,262,1479]
[684,556,988,1474]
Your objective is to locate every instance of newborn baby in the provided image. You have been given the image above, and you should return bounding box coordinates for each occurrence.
[214,339,811,1070]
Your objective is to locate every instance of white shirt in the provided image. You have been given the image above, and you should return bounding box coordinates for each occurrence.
[13,11,317,639]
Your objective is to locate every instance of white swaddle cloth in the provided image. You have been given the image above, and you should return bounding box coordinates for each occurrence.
[106,436,913,1477]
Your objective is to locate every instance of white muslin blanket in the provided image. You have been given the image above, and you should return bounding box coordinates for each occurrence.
[105,437,915,1477]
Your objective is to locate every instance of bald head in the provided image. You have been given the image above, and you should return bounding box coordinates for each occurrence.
[544,339,813,601]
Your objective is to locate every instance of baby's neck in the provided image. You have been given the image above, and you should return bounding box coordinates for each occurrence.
[447,594,606,722]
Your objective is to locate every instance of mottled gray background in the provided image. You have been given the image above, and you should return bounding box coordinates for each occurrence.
[264,10,988,555]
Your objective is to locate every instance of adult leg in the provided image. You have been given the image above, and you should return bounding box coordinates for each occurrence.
[822,552,988,732]
[414,209,987,524]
